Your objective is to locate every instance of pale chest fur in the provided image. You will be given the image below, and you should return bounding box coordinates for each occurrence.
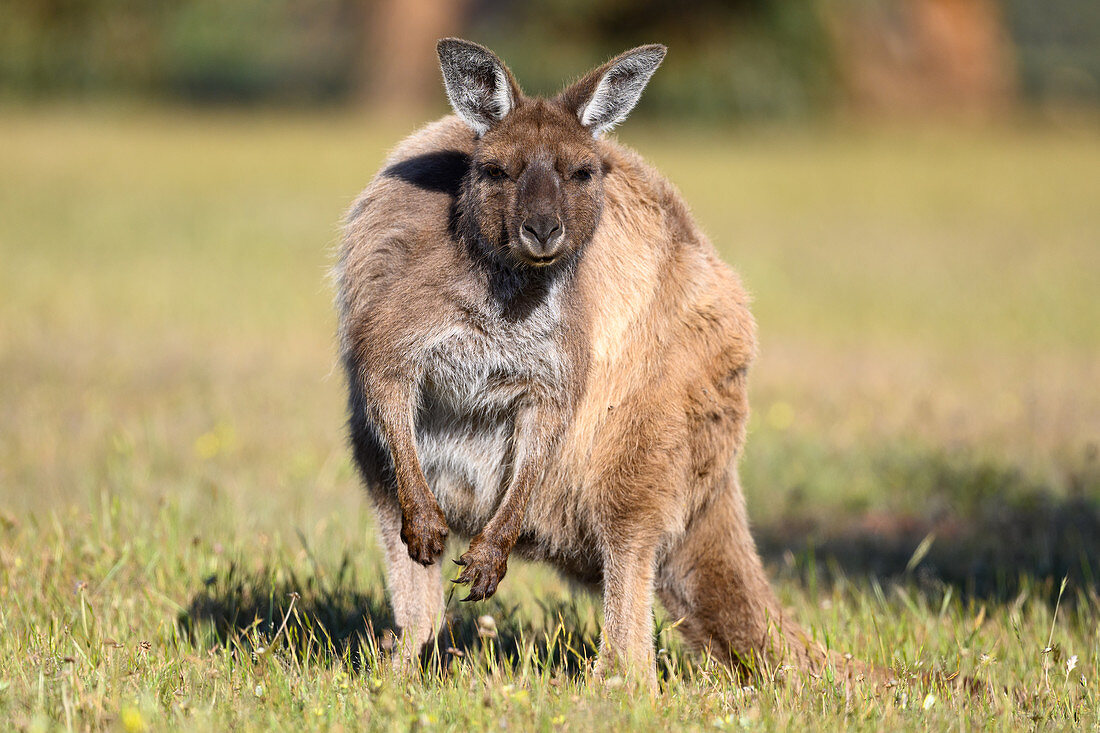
[413,280,570,534]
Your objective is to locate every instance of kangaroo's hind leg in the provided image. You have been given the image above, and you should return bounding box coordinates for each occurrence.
[348,385,446,667]
[655,471,825,678]
[373,493,445,667]
[595,534,660,692]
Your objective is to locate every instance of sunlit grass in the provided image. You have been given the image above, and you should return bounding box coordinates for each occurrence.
[1,106,1098,729]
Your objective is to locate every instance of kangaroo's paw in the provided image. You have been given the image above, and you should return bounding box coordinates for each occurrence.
[453,536,509,601]
[400,502,449,566]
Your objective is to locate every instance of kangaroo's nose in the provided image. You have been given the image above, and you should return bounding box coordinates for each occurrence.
[522,216,562,248]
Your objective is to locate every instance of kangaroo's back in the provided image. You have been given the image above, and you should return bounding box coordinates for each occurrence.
[338,117,472,334]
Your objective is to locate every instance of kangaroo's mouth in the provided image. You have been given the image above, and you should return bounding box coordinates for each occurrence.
[520,253,561,267]
[515,231,566,267]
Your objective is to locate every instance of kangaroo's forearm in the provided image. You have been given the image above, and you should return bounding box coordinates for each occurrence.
[368,375,449,565]
[480,451,543,546]
[454,402,561,600]
[484,400,561,543]
[381,422,432,510]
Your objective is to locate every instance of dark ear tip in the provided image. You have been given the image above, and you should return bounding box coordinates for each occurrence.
[437,37,492,60]
[436,37,462,60]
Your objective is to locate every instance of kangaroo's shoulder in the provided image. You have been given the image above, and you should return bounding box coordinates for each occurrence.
[340,117,473,281]
[379,115,477,182]
[346,116,473,227]
[597,138,707,257]
[583,137,753,366]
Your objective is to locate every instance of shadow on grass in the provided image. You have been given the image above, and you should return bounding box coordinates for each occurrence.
[178,557,599,676]
[178,558,389,673]
[180,454,1099,672]
[756,455,1100,604]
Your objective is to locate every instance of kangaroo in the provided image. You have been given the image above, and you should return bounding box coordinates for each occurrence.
[336,39,839,689]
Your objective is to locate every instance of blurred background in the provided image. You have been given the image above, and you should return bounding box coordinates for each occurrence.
[3,0,1100,117]
[2,0,1099,615]
[2,0,1100,115]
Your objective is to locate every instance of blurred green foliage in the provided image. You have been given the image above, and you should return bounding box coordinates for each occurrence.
[1,0,1099,114]
[160,0,359,102]
[1004,0,1100,103]
[469,0,836,119]
[0,0,361,102]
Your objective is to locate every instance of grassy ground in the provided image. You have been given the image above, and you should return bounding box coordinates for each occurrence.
[1,106,1098,730]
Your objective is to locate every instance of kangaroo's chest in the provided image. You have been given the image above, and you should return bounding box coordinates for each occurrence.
[414,291,568,533]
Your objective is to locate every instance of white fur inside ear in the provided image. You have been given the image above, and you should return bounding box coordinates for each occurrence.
[491,65,513,123]
[440,43,514,136]
[579,49,664,137]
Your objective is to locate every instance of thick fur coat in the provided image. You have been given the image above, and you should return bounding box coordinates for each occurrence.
[336,40,832,689]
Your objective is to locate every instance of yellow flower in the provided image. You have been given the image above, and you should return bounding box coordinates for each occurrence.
[120,707,147,733]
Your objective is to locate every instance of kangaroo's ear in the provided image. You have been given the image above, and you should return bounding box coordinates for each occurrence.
[558,44,666,138]
[437,38,521,136]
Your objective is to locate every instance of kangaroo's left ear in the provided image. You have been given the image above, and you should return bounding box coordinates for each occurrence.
[557,44,666,138]
[437,38,522,136]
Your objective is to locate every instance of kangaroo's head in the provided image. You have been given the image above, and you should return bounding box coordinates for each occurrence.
[438,39,665,269]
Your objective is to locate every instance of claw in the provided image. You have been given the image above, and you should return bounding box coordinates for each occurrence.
[463,587,487,602]
[451,539,507,602]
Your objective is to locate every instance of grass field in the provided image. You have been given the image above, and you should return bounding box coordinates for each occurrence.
[1,106,1099,730]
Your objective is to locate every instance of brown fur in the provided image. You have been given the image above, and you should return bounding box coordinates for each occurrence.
[336,41,851,690]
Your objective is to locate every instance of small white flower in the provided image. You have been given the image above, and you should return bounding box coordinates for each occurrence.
[476,614,497,638]
[1067,655,1079,674]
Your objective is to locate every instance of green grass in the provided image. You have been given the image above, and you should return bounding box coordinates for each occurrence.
[1,105,1099,730]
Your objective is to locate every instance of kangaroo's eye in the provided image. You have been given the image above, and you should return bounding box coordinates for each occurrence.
[482,163,507,180]
[571,167,594,182]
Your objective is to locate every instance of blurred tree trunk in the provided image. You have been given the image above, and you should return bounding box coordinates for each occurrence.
[363,0,470,114]
[826,0,1016,117]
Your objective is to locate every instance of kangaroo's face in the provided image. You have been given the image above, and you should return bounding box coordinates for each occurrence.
[465,102,603,267]
[439,39,665,269]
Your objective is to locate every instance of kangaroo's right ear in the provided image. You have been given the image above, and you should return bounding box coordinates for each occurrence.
[558,44,666,138]
[437,38,521,136]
